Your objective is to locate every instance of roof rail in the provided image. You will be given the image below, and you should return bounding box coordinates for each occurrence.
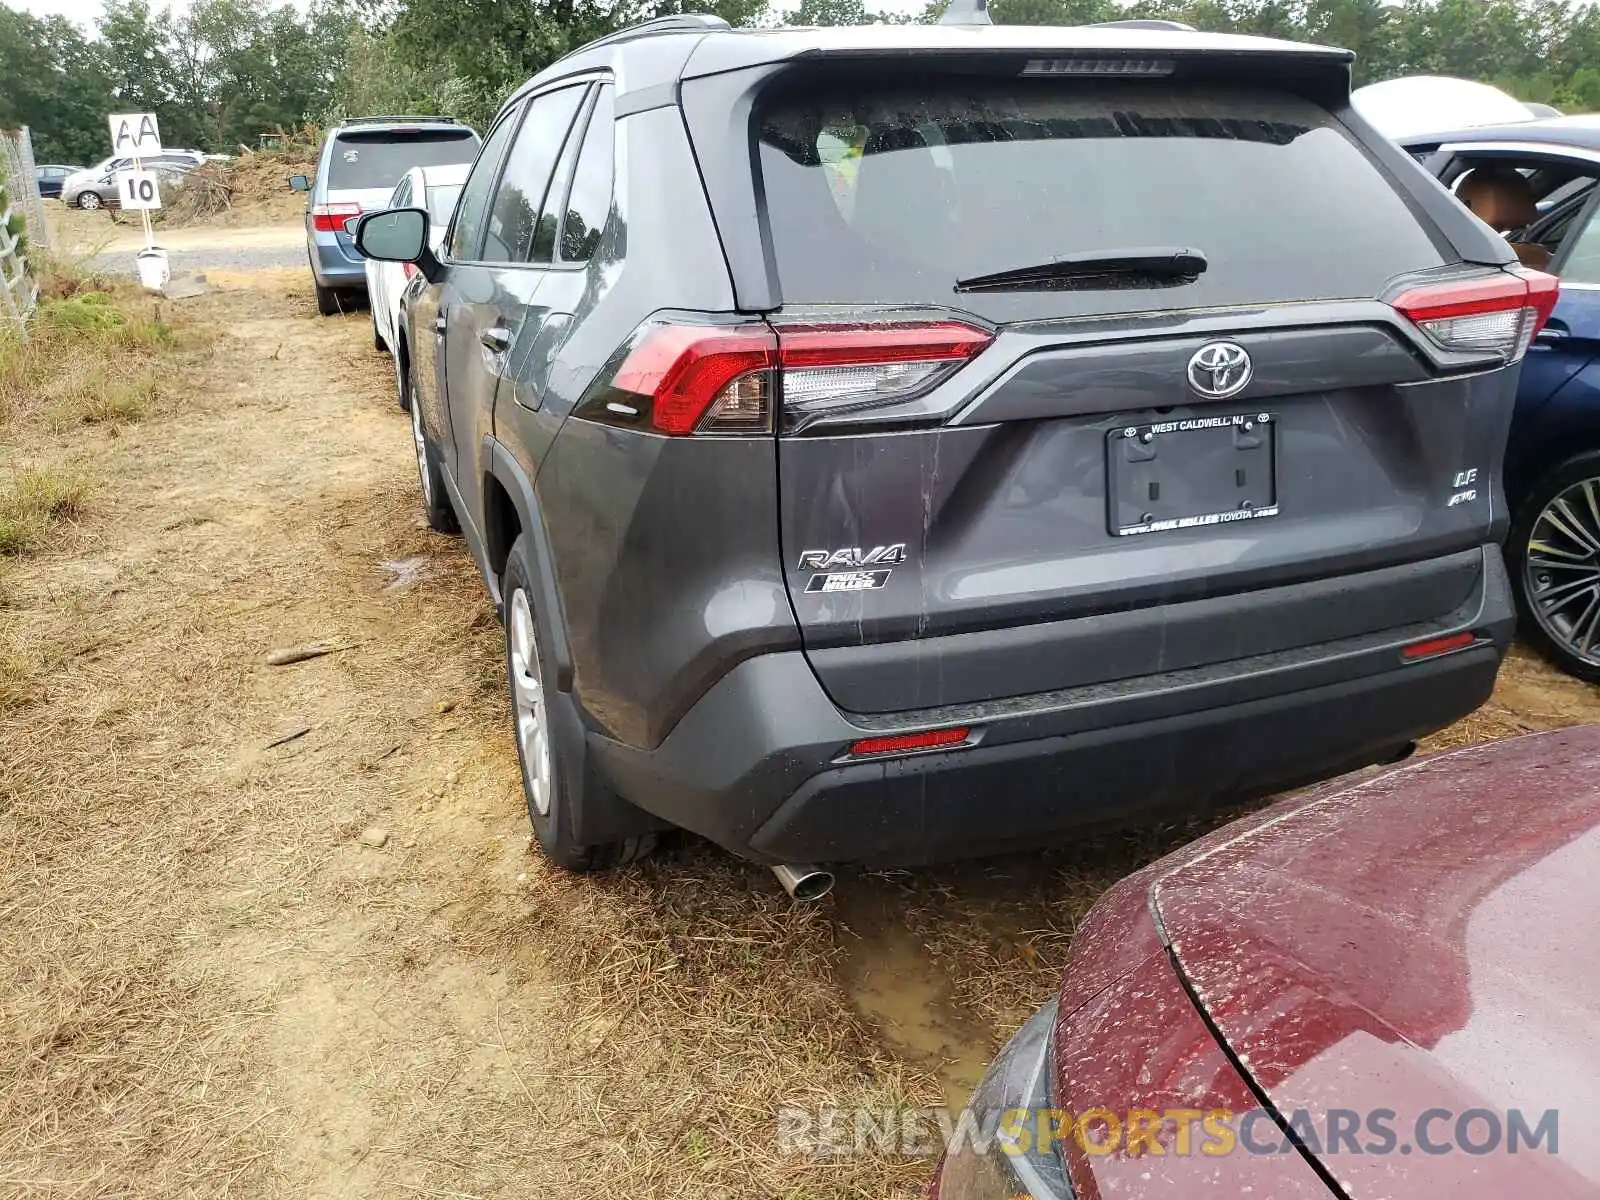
[939,0,993,25]
[336,115,462,127]
[1084,18,1197,31]
[581,13,731,52]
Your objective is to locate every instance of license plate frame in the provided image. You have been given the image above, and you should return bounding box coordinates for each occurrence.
[1106,412,1279,537]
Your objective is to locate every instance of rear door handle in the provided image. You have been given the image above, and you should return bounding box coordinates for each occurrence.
[480,326,512,354]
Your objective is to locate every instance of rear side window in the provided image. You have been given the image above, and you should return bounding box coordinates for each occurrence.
[326,129,479,190]
[756,78,1447,317]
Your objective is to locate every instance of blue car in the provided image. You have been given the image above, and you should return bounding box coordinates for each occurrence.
[289,116,479,316]
[1402,117,1600,680]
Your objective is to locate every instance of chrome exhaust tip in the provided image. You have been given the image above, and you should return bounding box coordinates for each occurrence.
[771,862,835,902]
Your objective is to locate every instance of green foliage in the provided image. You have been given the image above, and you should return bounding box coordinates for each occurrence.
[36,294,123,334]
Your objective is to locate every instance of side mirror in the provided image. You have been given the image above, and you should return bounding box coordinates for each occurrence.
[342,215,361,238]
[288,174,311,192]
[354,208,439,281]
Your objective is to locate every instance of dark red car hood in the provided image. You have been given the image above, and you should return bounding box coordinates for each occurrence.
[1152,727,1600,1196]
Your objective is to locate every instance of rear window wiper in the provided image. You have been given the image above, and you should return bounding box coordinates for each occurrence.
[954,247,1208,293]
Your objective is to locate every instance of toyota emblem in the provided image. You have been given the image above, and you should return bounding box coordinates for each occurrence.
[1186,341,1252,399]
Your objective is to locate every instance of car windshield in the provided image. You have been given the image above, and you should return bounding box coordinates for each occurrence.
[425,182,463,227]
[756,77,1449,320]
[326,130,478,190]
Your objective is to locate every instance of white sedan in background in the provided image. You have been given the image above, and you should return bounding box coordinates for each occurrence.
[364,162,469,404]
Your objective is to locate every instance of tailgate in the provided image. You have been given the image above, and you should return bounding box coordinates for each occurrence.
[737,65,1518,713]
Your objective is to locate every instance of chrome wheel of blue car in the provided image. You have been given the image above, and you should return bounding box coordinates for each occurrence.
[1525,475,1600,669]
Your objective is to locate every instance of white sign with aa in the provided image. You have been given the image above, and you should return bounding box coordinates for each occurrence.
[108,112,162,158]
[116,170,162,211]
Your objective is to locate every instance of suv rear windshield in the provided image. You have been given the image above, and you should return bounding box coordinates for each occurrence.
[756,77,1447,318]
[327,129,478,190]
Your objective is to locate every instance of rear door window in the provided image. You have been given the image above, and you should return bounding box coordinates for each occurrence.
[482,84,587,264]
[327,129,479,191]
[447,113,519,262]
[756,77,1448,319]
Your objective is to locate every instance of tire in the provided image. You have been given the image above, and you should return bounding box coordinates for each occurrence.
[408,362,458,534]
[77,191,102,211]
[372,309,387,354]
[314,282,341,317]
[1508,449,1600,684]
[394,333,412,413]
[502,535,656,872]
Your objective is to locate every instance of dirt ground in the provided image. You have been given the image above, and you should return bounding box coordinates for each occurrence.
[6,245,1600,1198]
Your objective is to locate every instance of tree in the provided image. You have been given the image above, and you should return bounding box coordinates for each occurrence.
[0,6,107,163]
[785,0,871,25]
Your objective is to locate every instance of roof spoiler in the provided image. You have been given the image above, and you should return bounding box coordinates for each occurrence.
[338,115,462,127]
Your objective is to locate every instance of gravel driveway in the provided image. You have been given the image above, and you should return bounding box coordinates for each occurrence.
[91,241,306,275]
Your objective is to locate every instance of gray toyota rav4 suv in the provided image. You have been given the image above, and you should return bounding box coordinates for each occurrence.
[355,14,1554,887]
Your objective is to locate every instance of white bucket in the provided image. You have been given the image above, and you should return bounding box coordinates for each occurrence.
[135,247,170,292]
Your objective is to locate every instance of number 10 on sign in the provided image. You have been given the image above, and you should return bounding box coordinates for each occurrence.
[117,170,162,211]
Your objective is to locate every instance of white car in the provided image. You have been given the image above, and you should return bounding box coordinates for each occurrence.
[365,162,470,406]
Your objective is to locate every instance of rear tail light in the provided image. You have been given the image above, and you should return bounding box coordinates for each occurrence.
[577,319,994,437]
[1391,269,1558,362]
[312,202,361,233]
[778,322,992,430]
[402,262,418,281]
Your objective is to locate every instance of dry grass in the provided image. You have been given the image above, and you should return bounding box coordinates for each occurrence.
[0,282,201,444]
[0,469,89,556]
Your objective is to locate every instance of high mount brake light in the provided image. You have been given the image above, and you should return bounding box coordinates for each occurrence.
[312,202,361,233]
[582,320,994,436]
[1391,269,1559,362]
[1022,57,1175,75]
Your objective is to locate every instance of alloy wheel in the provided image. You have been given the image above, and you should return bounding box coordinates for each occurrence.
[507,589,552,816]
[1525,476,1600,666]
[79,192,101,210]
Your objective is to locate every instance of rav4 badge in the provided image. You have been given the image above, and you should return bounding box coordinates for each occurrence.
[796,544,907,571]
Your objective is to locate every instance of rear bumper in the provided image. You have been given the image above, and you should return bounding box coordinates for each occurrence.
[592,546,1514,866]
[308,233,365,289]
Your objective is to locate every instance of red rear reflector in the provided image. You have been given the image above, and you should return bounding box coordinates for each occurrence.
[312,202,361,233]
[849,726,971,757]
[1401,631,1476,661]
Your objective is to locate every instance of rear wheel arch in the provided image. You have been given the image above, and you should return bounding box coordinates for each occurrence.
[482,438,574,693]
